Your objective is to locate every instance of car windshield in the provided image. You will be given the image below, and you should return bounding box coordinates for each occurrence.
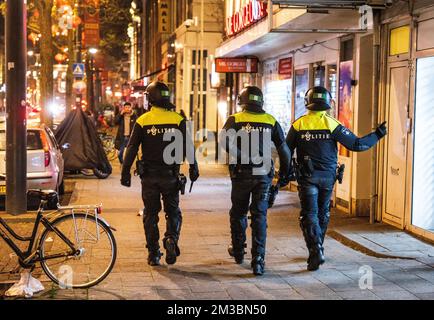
[0,130,43,151]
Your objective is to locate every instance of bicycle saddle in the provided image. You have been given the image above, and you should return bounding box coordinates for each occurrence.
[27,189,58,201]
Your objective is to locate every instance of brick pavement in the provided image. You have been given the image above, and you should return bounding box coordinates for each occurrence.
[1,163,433,300]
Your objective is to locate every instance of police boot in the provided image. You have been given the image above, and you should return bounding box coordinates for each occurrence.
[300,218,324,270]
[227,243,246,264]
[164,237,180,265]
[147,250,162,266]
[319,212,330,258]
[307,244,325,271]
[251,256,265,276]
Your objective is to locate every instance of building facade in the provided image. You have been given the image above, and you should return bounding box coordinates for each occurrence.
[141,0,225,137]
[215,0,434,242]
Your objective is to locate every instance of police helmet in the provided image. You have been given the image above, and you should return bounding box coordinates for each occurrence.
[304,86,332,111]
[145,81,175,109]
[237,86,264,112]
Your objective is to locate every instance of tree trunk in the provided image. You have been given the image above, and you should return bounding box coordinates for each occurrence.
[36,0,54,127]
[65,28,74,115]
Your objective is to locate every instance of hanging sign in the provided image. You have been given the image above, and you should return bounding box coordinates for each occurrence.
[226,0,268,38]
[278,57,293,79]
[215,57,259,73]
[84,0,100,47]
[158,0,170,33]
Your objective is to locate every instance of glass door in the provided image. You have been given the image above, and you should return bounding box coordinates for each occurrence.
[412,56,434,232]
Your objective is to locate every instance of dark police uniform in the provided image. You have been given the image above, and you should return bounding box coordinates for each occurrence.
[286,86,387,271]
[121,82,198,266]
[221,86,291,276]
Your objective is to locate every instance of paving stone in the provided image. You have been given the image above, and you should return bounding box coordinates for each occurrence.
[3,164,434,300]
[371,289,419,300]
[336,289,380,300]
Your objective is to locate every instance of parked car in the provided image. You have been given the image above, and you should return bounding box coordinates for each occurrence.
[0,124,65,206]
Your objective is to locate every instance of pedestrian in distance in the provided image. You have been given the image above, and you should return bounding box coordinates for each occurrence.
[286,86,387,271]
[120,81,199,266]
[115,102,137,165]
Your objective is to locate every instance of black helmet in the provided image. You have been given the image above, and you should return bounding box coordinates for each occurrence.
[145,81,175,109]
[237,86,264,112]
[304,86,332,111]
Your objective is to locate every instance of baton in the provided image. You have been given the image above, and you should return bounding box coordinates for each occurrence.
[189,181,194,193]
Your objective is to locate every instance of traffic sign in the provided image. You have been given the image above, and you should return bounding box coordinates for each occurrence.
[73,63,85,78]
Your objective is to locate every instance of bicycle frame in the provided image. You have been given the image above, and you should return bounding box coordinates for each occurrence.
[0,200,78,266]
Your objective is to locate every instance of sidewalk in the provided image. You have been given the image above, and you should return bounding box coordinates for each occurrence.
[1,163,433,300]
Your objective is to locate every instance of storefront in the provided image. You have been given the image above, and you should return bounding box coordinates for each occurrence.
[217,0,373,213]
[378,1,434,241]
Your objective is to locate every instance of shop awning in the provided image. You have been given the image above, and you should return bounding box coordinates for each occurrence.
[216,8,362,60]
[272,1,386,9]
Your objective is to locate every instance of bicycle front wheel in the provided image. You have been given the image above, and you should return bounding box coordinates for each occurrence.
[39,213,117,289]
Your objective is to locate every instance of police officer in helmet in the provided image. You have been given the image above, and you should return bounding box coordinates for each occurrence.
[121,81,199,266]
[221,85,292,276]
[286,86,387,271]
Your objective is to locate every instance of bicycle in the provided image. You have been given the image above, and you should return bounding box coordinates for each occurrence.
[0,190,117,289]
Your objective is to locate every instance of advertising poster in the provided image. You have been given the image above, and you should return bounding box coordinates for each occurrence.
[294,68,309,121]
[338,60,353,157]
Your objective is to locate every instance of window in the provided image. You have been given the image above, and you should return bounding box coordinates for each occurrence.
[340,38,354,62]
[314,65,325,87]
[0,130,43,151]
[327,64,338,117]
[294,68,309,120]
[389,25,410,56]
[412,56,434,232]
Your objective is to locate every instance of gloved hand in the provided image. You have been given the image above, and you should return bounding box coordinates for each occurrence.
[121,172,131,187]
[288,167,297,182]
[278,175,290,188]
[189,164,199,182]
[375,121,387,139]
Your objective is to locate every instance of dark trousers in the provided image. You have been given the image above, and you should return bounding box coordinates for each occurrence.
[118,136,130,164]
[229,176,272,258]
[141,172,181,253]
[297,173,335,250]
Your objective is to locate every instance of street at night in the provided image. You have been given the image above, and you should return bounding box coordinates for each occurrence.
[2,164,434,300]
[0,0,434,312]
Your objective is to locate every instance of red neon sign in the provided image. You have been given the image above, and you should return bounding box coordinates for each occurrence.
[226,0,268,38]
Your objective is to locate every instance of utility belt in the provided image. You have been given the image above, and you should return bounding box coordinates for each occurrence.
[135,159,180,178]
[229,163,274,179]
[292,156,345,184]
[135,159,187,194]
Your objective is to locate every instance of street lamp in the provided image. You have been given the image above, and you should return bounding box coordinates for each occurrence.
[87,47,100,116]
[89,47,98,55]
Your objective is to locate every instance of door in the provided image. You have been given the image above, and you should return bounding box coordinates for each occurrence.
[382,64,409,227]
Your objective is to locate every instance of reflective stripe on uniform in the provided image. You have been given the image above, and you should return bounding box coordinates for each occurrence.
[136,106,184,127]
[292,111,340,132]
[232,111,276,126]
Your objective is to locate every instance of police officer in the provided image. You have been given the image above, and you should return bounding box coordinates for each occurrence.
[120,81,199,266]
[286,86,387,271]
[221,86,292,276]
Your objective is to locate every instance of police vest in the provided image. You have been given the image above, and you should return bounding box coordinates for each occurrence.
[289,110,341,174]
[223,110,285,173]
[135,106,185,166]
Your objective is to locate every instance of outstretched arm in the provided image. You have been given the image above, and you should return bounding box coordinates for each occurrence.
[332,122,387,152]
